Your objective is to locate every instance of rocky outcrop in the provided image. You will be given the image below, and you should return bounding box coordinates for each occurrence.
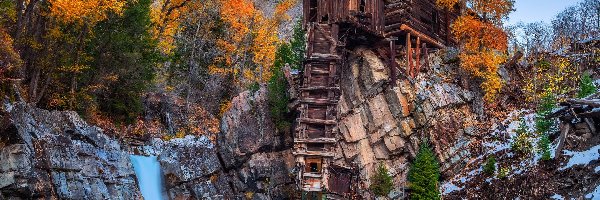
[0,103,141,199]
[135,87,296,199]
[335,47,481,197]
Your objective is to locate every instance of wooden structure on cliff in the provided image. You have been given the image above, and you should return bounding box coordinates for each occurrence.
[293,0,460,199]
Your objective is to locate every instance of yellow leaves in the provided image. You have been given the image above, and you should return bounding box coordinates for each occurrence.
[436,0,459,9]
[213,0,294,85]
[523,57,578,102]
[49,0,125,25]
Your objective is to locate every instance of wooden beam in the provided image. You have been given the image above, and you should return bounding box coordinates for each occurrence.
[406,32,412,79]
[400,24,445,48]
[389,38,398,86]
[415,36,421,78]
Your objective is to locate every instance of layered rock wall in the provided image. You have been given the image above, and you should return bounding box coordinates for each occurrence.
[0,103,142,199]
[334,47,481,197]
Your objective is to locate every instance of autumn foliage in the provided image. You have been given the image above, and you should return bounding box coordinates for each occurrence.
[211,0,295,85]
[437,0,514,102]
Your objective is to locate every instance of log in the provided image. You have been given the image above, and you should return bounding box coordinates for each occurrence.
[566,99,600,107]
[556,122,571,159]
[505,51,523,68]
[584,118,597,134]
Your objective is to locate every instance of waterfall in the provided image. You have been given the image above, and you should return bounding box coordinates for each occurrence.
[130,155,164,200]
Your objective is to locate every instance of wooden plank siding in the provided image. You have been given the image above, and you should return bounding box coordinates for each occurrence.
[304,0,459,46]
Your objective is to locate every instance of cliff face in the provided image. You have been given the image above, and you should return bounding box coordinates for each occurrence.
[0,103,142,199]
[0,48,486,199]
[0,87,297,199]
[334,47,482,197]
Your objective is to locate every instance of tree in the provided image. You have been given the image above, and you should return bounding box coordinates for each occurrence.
[537,134,551,161]
[83,0,159,123]
[370,162,394,197]
[437,0,514,102]
[289,19,306,70]
[512,117,533,155]
[577,72,597,98]
[408,142,440,200]
[211,0,295,86]
[483,155,496,175]
[268,44,293,130]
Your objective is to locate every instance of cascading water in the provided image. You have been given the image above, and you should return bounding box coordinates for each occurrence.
[130,155,165,200]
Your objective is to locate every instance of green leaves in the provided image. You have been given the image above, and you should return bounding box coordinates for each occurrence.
[408,142,440,200]
[483,156,496,175]
[577,72,597,98]
[370,163,394,197]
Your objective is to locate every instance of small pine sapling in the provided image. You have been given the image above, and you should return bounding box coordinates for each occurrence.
[577,72,597,98]
[483,156,496,175]
[369,162,394,197]
[538,134,551,161]
[408,142,440,200]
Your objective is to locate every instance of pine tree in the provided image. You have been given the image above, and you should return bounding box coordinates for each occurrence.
[538,134,551,161]
[85,0,158,123]
[408,142,440,200]
[535,92,556,135]
[577,72,597,98]
[370,162,394,197]
[289,19,306,70]
[483,156,496,175]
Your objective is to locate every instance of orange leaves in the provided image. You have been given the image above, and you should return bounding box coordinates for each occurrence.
[452,15,508,52]
[469,0,514,22]
[214,0,295,85]
[440,0,513,103]
[49,0,125,25]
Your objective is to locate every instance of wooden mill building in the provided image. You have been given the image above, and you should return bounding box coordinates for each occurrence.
[293,0,460,199]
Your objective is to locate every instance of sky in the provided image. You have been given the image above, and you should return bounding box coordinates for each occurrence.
[507,0,586,26]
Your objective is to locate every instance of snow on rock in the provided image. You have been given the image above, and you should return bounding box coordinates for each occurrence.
[550,194,565,200]
[559,144,600,170]
[586,184,600,200]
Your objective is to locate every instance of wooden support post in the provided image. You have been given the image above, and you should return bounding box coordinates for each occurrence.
[422,43,429,72]
[406,32,412,78]
[415,37,421,78]
[556,122,571,159]
[389,38,398,86]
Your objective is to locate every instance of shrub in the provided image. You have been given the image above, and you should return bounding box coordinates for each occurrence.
[483,156,496,175]
[538,134,551,161]
[370,162,394,197]
[408,142,440,200]
[497,167,510,179]
[511,118,533,155]
[577,72,597,98]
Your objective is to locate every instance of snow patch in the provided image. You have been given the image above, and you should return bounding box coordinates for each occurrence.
[560,144,600,170]
[595,166,600,173]
[586,184,600,200]
[550,194,565,200]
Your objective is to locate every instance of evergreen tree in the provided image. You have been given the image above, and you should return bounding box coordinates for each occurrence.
[538,134,551,161]
[369,162,394,197]
[268,44,293,129]
[577,72,597,98]
[535,92,556,135]
[84,0,158,123]
[408,142,440,200]
[483,155,496,175]
[289,19,306,70]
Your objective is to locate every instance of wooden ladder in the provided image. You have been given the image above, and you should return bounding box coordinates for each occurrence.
[294,22,341,195]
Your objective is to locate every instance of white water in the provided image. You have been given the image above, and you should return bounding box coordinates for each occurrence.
[130,155,164,200]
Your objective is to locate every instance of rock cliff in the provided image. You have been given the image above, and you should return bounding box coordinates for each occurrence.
[0,103,142,199]
[333,47,482,198]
